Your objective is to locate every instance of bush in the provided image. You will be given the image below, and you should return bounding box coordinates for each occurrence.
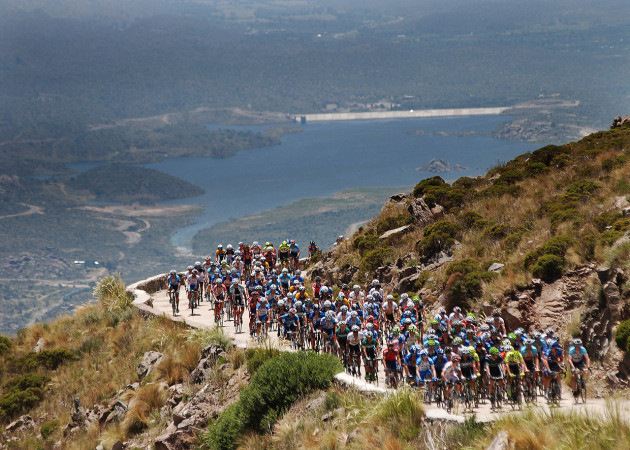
[416,220,461,259]
[531,254,565,281]
[412,176,447,198]
[94,273,133,311]
[11,349,79,373]
[204,352,343,450]
[523,236,574,269]
[564,180,600,201]
[411,176,470,211]
[375,213,413,235]
[446,258,481,277]
[504,230,524,249]
[460,211,487,229]
[246,345,280,375]
[0,336,12,356]
[0,373,50,423]
[483,223,510,239]
[615,320,630,353]
[360,247,393,272]
[352,234,379,256]
[40,419,60,440]
[445,270,495,310]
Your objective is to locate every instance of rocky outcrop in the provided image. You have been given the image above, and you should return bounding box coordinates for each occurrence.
[189,344,226,384]
[137,351,165,380]
[408,197,444,224]
[611,116,630,128]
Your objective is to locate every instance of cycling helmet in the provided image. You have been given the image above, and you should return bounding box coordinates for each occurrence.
[431,319,439,326]
[504,345,514,352]
[192,269,198,274]
[533,332,542,339]
[461,347,470,355]
[324,300,332,308]
[232,278,239,284]
[404,318,412,325]
[409,324,417,332]
[315,276,322,282]
[295,300,302,308]
[502,338,511,347]
[409,345,418,354]
[341,305,348,312]
[320,286,329,294]
[366,322,374,330]
[508,332,517,341]
[187,265,193,270]
[282,268,288,274]
[466,328,474,334]
[489,347,499,355]
[218,244,223,249]
[350,311,358,318]
[366,294,373,301]
[387,294,394,301]
[524,338,534,345]
[480,324,490,332]
[278,299,285,307]
[325,310,334,319]
[573,338,583,346]
[338,292,345,299]
[401,293,408,300]
[436,348,445,355]
[452,354,461,361]
[353,285,360,291]
[299,286,306,292]
[169,269,176,275]
[342,284,349,290]
[352,325,360,332]
[260,297,268,303]
[289,308,296,314]
[439,308,446,315]
[265,242,271,247]
[372,279,380,286]
[253,241,259,246]
[214,269,220,274]
[387,342,394,348]
[452,337,462,345]
[255,267,261,272]
[295,270,301,275]
[270,284,277,290]
[393,327,400,335]
[453,306,461,313]
[427,334,438,341]
[255,285,263,291]
[287,292,294,299]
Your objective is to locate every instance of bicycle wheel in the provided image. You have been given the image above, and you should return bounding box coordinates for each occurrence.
[580,374,587,403]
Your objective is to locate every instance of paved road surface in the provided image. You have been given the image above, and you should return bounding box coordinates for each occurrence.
[149,287,629,422]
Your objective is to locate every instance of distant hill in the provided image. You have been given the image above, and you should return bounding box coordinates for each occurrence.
[67,164,204,203]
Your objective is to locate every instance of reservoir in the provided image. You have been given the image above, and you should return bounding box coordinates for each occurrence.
[143,115,554,250]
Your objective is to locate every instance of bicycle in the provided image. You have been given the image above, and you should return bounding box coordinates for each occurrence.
[189,290,198,315]
[234,306,243,333]
[214,300,224,326]
[433,379,444,407]
[348,350,361,377]
[462,379,475,411]
[489,377,503,410]
[507,374,523,410]
[523,371,538,404]
[168,289,179,316]
[573,369,588,404]
[365,356,380,383]
[547,370,564,406]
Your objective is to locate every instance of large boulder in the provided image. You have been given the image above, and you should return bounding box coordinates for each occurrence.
[408,197,444,224]
[137,351,165,380]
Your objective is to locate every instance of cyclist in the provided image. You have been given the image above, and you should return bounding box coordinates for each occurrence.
[520,338,540,385]
[186,269,201,308]
[404,345,420,385]
[362,328,380,381]
[256,296,270,339]
[213,278,227,322]
[568,338,591,398]
[504,345,527,401]
[542,340,564,397]
[248,288,261,336]
[312,276,324,300]
[263,242,276,267]
[349,284,365,305]
[308,240,319,260]
[166,269,181,312]
[230,278,246,331]
[460,347,478,394]
[492,309,507,337]
[216,244,226,263]
[281,307,301,341]
[289,239,300,270]
[418,349,437,392]
[225,244,235,264]
[442,353,463,410]
[337,320,350,363]
[291,269,304,285]
[347,325,364,376]
[383,295,398,331]
[321,311,338,354]
[485,347,505,407]
[383,341,401,387]
[278,241,290,269]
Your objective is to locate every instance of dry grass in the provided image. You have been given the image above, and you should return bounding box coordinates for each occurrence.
[156,353,185,385]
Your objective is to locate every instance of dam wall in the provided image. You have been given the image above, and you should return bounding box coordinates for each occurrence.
[294,107,509,123]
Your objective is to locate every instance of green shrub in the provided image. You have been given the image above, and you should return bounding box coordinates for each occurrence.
[104,307,134,328]
[204,352,343,450]
[412,176,447,198]
[416,220,462,259]
[577,234,597,262]
[0,336,12,356]
[0,373,50,423]
[615,320,630,352]
[530,144,570,166]
[11,349,79,372]
[525,161,550,176]
[40,419,60,440]
[352,234,379,256]
[460,211,487,229]
[411,176,469,211]
[478,184,522,198]
[550,208,581,228]
[564,180,600,201]
[360,247,393,272]
[446,258,481,277]
[483,223,510,239]
[602,155,628,171]
[446,270,495,310]
[523,236,574,269]
[594,211,622,232]
[531,254,565,281]
[245,345,280,375]
[504,231,524,249]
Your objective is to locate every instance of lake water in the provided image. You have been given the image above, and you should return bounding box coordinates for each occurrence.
[143,116,552,249]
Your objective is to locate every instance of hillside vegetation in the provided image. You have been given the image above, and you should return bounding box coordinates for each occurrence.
[326,123,630,307]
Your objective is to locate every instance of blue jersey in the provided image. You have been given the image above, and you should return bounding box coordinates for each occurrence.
[282,313,299,327]
[520,345,538,358]
[432,355,448,372]
[167,275,181,286]
[568,345,588,363]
